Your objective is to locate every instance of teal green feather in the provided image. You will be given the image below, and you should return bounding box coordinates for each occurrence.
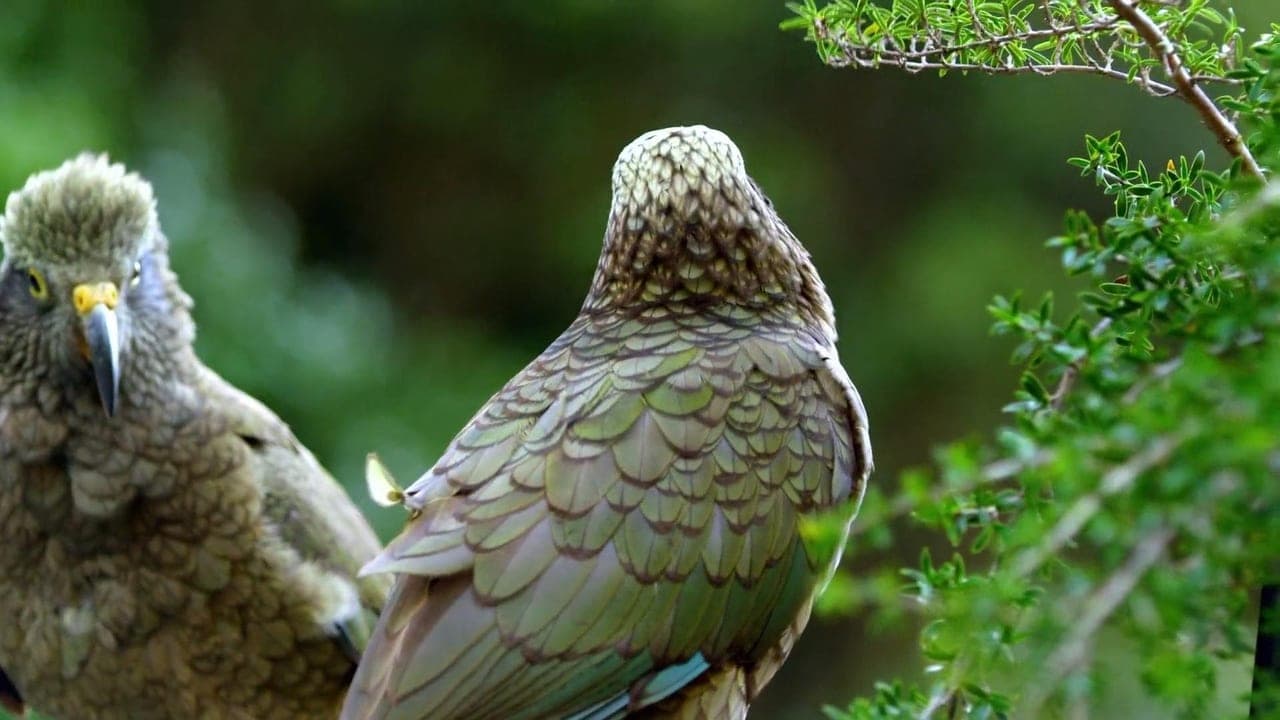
[340,126,873,720]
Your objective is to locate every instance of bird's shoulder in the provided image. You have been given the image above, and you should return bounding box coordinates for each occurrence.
[366,304,870,620]
[353,309,869,716]
[191,364,390,611]
[402,307,869,518]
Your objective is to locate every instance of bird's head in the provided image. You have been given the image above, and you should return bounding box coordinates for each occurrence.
[0,154,191,418]
[586,125,833,334]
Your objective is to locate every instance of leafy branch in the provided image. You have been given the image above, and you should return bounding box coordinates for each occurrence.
[1108,0,1263,178]
[784,0,1264,177]
[789,2,1280,717]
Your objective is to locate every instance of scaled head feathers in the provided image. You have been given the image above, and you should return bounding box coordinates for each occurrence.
[2,154,158,269]
[590,125,833,335]
[610,125,751,230]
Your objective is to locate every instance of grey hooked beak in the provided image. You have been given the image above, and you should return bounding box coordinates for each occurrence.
[74,283,121,418]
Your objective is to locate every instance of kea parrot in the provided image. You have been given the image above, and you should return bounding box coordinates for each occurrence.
[0,154,390,719]
[342,125,873,719]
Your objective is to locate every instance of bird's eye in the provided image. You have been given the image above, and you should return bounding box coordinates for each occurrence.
[26,268,48,300]
[130,261,142,287]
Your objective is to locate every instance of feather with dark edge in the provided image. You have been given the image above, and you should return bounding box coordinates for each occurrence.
[0,155,388,719]
[342,126,872,720]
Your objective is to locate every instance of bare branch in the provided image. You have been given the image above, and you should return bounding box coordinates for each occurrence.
[1017,471,1239,715]
[846,450,1051,539]
[1107,0,1265,181]
[919,686,957,720]
[1018,526,1176,715]
[1010,433,1183,578]
[1122,356,1183,403]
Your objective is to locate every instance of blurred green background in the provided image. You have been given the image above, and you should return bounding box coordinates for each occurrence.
[0,1,1274,716]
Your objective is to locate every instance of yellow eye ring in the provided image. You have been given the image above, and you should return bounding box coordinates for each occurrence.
[26,268,48,300]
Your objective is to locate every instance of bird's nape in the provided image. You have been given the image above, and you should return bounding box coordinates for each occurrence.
[586,125,835,337]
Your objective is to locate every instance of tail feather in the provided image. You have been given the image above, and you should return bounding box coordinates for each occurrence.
[640,666,748,720]
[340,575,433,720]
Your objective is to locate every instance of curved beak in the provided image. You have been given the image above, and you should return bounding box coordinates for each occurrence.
[74,283,121,418]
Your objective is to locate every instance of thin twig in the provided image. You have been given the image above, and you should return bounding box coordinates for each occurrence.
[919,662,974,720]
[1122,356,1183,403]
[1050,318,1113,410]
[1107,0,1266,181]
[812,6,1250,100]
[1010,433,1183,578]
[919,686,956,720]
[821,31,1180,97]
[848,450,1051,538]
[1068,689,1090,720]
[1020,472,1239,714]
[1049,362,1080,410]
[1018,526,1176,715]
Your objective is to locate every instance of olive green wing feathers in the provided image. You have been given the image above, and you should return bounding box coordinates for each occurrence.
[343,314,869,720]
[197,366,391,656]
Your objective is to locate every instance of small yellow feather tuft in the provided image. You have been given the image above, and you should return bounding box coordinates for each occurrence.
[365,453,404,507]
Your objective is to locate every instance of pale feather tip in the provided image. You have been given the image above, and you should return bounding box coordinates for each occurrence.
[611,125,748,206]
[365,452,404,507]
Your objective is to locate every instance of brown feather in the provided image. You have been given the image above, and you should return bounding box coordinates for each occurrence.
[0,156,388,719]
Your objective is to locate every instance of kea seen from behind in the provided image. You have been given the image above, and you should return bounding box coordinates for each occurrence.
[0,154,389,719]
[342,125,873,719]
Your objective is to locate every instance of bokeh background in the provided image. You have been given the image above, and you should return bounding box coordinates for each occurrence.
[1,1,1275,716]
